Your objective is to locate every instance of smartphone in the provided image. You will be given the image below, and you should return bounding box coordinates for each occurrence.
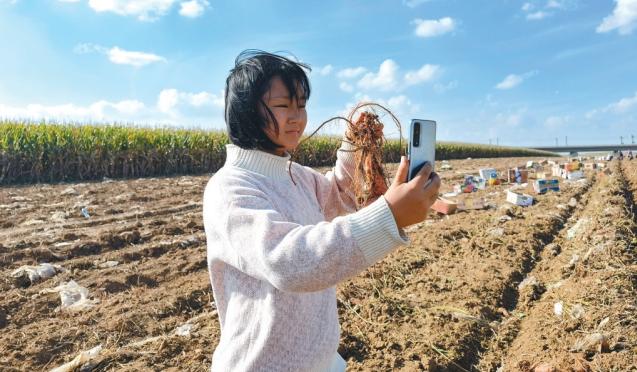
[408,119,436,181]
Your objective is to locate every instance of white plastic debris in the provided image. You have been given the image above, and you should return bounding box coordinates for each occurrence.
[554,302,564,317]
[61,187,78,196]
[81,207,90,218]
[11,263,64,284]
[518,275,538,290]
[96,260,119,268]
[175,323,194,337]
[21,219,46,226]
[50,211,68,222]
[597,317,609,330]
[498,215,512,223]
[571,304,585,319]
[566,218,589,240]
[41,280,99,312]
[50,345,102,372]
[567,254,580,269]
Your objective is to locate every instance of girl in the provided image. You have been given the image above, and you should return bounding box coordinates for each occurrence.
[203,50,440,371]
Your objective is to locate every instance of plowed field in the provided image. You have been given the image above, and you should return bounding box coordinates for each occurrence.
[1,157,635,371]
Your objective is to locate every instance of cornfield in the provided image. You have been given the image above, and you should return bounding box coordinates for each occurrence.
[0,120,557,185]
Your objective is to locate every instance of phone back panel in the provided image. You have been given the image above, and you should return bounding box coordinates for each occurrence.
[408,119,436,181]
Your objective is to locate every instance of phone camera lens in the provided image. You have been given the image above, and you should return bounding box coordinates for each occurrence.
[413,122,420,147]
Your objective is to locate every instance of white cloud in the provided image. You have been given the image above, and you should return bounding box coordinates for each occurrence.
[157,88,223,116]
[0,89,226,127]
[108,47,166,67]
[358,60,400,91]
[351,60,440,92]
[412,17,456,38]
[586,91,637,118]
[88,0,177,21]
[339,82,354,93]
[433,80,458,93]
[546,0,564,8]
[337,67,367,79]
[596,0,637,35]
[527,11,551,20]
[544,115,571,127]
[74,43,166,67]
[342,93,422,136]
[494,112,523,127]
[403,64,440,86]
[496,75,523,90]
[0,100,145,122]
[402,0,430,8]
[84,0,209,21]
[495,71,537,90]
[179,0,209,18]
[522,0,576,21]
[609,91,637,112]
[317,64,333,76]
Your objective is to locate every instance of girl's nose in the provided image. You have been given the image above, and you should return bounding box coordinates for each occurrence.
[289,106,302,121]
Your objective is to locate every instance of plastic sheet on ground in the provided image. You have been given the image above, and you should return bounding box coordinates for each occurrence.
[10,263,64,285]
[40,280,99,312]
[50,345,102,372]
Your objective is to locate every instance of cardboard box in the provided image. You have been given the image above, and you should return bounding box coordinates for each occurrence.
[551,166,563,177]
[533,179,560,194]
[565,170,584,180]
[479,168,498,180]
[507,190,534,207]
[584,163,597,170]
[565,162,580,171]
[507,168,528,183]
[457,197,486,210]
[431,198,457,215]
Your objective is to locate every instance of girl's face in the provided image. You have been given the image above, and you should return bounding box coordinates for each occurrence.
[261,75,307,156]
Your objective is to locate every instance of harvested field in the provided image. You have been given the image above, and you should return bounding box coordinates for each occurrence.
[1,157,636,371]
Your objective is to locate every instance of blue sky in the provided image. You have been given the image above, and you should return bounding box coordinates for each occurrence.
[0,0,636,146]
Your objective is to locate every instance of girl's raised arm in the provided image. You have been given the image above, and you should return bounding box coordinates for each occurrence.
[208,177,407,293]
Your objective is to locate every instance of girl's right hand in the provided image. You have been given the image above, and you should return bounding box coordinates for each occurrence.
[384,156,441,228]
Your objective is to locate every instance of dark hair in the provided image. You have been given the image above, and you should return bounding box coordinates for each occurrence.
[224,50,311,152]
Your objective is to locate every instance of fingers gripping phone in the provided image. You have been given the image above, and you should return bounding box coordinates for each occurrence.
[407,119,436,181]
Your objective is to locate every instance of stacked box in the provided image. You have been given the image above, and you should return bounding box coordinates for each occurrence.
[457,197,486,210]
[479,168,498,180]
[533,179,560,194]
[565,170,584,180]
[507,168,528,183]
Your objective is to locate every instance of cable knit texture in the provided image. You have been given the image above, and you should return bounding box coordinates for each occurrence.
[203,142,408,371]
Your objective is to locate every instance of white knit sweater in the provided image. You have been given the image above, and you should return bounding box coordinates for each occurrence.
[203,143,408,371]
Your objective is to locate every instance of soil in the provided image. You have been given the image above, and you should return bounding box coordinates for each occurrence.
[1,156,635,371]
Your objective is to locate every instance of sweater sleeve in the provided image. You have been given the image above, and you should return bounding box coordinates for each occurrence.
[308,140,359,221]
[219,180,408,293]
